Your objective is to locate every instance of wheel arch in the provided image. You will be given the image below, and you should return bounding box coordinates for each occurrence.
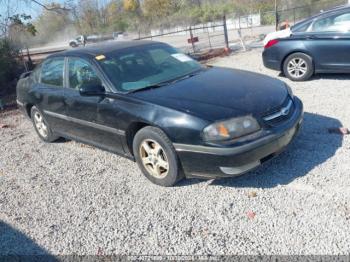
[281,50,315,72]
[25,104,34,118]
[125,121,151,157]
[125,118,177,157]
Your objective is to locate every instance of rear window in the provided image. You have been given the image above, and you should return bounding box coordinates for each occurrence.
[292,21,312,32]
[40,58,64,87]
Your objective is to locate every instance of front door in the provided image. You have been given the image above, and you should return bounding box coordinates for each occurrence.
[64,57,125,154]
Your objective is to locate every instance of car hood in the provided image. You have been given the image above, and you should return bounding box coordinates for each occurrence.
[131,67,288,121]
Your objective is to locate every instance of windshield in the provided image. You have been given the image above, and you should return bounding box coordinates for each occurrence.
[97,44,203,92]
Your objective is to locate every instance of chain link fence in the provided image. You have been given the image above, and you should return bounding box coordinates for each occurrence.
[136,19,229,56]
[276,0,347,25]
[134,0,347,55]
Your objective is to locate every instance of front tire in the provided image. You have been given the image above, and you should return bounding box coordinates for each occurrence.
[133,126,184,187]
[31,106,59,142]
[69,42,78,48]
[283,52,314,81]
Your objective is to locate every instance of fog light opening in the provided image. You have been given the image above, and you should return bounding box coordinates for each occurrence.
[220,161,261,175]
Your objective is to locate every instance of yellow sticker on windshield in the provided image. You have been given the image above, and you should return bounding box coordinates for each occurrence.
[95,55,106,61]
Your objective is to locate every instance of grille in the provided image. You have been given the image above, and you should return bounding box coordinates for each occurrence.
[263,98,295,126]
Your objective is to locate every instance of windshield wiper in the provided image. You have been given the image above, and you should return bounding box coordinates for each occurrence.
[127,69,203,94]
[171,71,198,83]
[127,81,172,94]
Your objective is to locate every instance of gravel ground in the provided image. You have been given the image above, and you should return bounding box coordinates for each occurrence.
[0,49,350,256]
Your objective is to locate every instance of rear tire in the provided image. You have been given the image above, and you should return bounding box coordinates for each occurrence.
[133,126,184,187]
[283,52,314,81]
[31,106,59,142]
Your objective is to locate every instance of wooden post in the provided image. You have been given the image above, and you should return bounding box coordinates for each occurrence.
[275,0,278,31]
[293,7,296,25]
[238,28,246,52]
[223,15,229,50]
[189,26,195,53]
[207,27,212,49]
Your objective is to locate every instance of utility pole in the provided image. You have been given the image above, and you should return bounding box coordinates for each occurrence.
[275,0,278,31]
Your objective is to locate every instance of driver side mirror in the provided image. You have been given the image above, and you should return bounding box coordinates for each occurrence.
[79,83,105,97]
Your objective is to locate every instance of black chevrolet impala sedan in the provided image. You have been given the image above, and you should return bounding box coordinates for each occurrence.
[17,41,303,186]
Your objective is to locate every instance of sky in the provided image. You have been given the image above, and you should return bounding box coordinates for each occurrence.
[0,0,71,20]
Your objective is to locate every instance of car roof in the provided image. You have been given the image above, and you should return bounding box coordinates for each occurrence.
[291,4,350,30]
[48,40,164,59]
[307,4,350,19]
[321,4,350,14]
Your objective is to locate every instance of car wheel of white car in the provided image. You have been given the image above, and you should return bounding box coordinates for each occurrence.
[283,52,314,81]
[69,42,78,48]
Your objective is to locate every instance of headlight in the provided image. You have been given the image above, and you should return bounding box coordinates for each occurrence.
[285,84,294,98]
[203,115,260,142]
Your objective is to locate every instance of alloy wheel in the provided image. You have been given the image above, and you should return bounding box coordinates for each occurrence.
[287,58,308,79]
[139,139,169,179]
[33,111,48,138]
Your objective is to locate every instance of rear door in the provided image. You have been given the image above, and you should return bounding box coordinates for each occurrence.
[64,57,125,154]
[35,57,68,133]
[304,11,350,72]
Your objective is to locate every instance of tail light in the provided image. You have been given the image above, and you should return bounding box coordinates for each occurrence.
[264,39,279,49]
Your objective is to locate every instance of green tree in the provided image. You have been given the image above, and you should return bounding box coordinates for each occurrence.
[105,0,129,32]
[143,0,175,20]
[77,0,101,34]
[0,39,18,88]
[0,0,71,101]
[123,0,139,12]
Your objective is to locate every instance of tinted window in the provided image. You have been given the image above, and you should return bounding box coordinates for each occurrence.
[68,58,101,90]
[148,48,171,65]
[311,12,350,32]
[41,58,64,86]
[31,64,42,83]
[292,21,312,32]
[98,44,202,92]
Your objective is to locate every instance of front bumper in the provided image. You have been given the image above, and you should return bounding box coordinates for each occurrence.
[175,97,304,179]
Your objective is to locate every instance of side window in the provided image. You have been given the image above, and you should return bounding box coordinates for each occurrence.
[31,64,42,83]
[311,12,350,32]
[41,58,64,87]
[68,58,102,90]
